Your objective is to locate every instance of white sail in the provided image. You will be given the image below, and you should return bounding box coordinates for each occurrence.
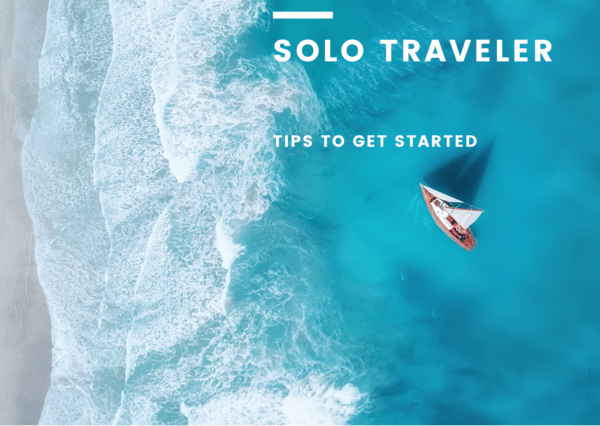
[447,208,483,229]
[421,184,464,204]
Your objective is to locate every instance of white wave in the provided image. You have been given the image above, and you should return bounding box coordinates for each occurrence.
[20,0,114,421]
[282,381,362,425]
[180,377,362,425]
[215,218,245,314]
[24,0,362,422]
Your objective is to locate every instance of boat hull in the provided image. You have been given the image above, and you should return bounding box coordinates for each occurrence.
[420,184,477,251]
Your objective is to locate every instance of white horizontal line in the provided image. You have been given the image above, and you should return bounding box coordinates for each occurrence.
[273,12,333,19]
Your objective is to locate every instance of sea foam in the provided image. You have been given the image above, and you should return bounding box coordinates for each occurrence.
[23,0,362,422]
[21,0,113,422]
[215,218,245,314]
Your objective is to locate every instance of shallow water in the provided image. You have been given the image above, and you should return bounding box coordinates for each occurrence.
[20,0,600,423]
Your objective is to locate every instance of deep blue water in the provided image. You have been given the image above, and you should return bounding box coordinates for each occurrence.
[20,0,600,423]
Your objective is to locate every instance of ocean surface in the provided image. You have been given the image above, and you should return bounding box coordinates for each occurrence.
[18,0,600,423]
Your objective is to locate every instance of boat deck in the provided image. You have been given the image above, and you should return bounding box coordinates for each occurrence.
[421,185,477,251]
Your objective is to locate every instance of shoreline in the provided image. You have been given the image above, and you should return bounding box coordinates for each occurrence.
[0,0,52,423]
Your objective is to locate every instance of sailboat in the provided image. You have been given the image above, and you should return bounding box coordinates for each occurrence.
[420,183,484,251]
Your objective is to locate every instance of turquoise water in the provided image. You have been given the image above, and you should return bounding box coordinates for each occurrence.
[272,0,600,423]
[20,0,600,423]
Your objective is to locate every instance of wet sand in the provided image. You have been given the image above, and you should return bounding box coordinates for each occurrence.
[0,0,52,423]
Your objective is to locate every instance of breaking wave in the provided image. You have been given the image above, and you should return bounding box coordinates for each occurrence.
[22,0,363,423]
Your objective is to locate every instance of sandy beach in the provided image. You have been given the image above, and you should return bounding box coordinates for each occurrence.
[0,0,51,423]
